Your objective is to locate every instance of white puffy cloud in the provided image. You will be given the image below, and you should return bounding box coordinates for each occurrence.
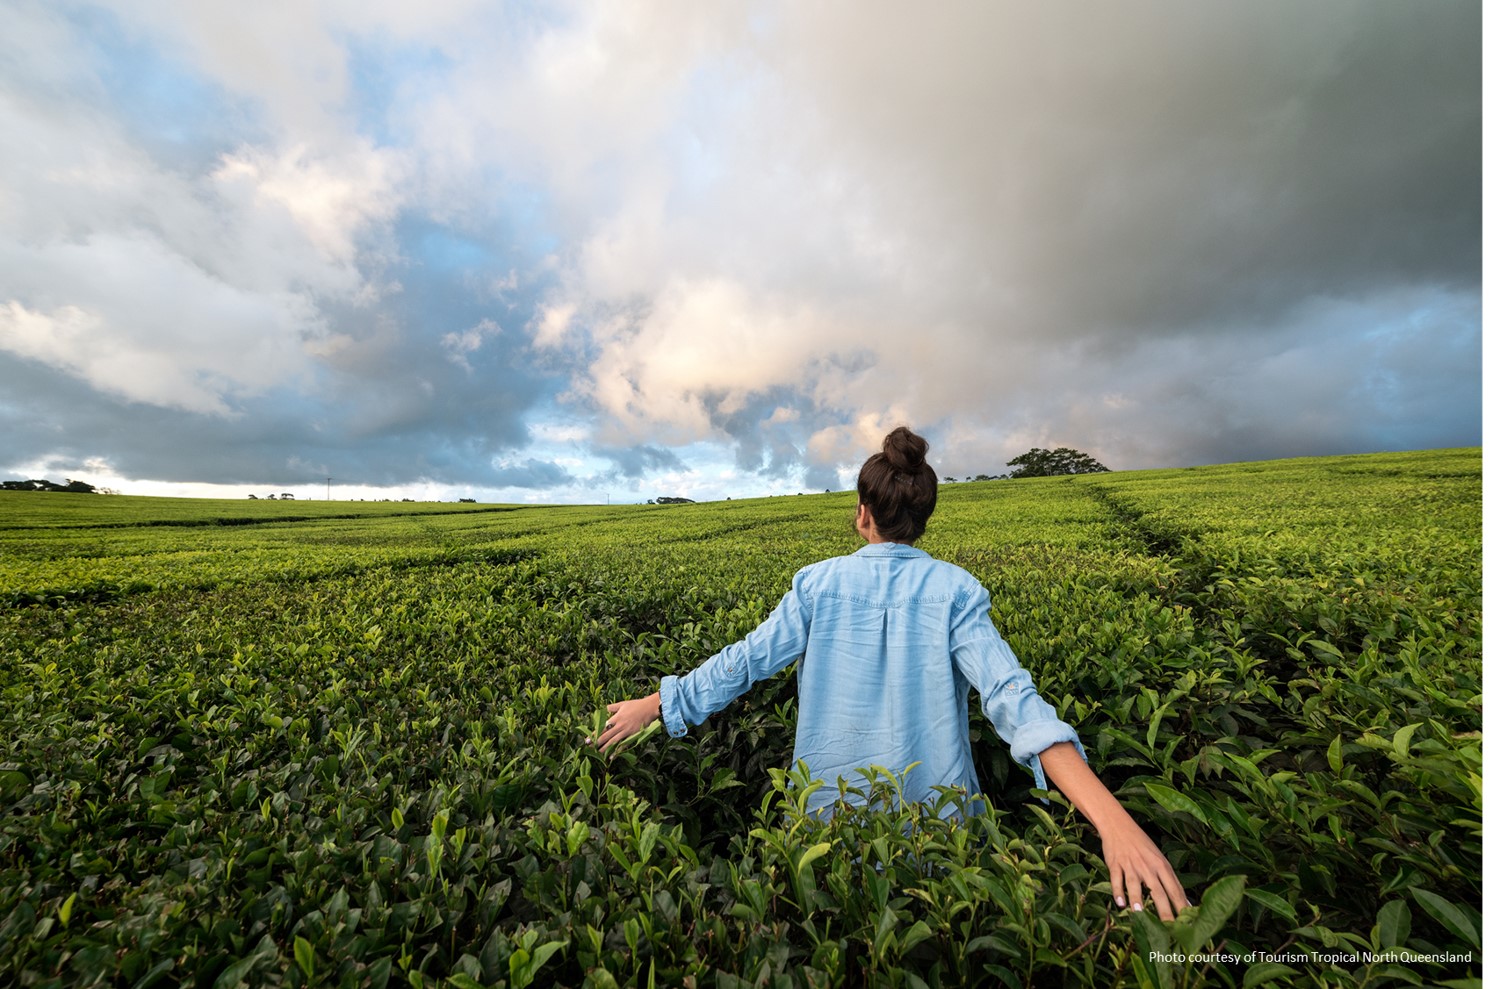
[0,233,321,414]
[213,144,404,267]
[0,3,411,416]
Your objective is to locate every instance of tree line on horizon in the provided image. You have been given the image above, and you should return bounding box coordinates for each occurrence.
[942,446,1110,483]
[1,478,107,494]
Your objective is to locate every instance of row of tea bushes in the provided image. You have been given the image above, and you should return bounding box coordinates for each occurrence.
[0,449,1480,986]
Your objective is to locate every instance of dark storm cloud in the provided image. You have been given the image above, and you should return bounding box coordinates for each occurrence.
[591,443,686,480]
[548,0,1480,474]
[1057,1,1481,339]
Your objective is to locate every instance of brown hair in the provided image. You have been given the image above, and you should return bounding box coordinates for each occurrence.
[857,426,938,543]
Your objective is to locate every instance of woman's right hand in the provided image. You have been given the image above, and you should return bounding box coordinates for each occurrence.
[589,692,661,752]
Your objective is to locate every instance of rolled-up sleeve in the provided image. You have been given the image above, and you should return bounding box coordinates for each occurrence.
[659,571,813,737]
[950,584,1085,793]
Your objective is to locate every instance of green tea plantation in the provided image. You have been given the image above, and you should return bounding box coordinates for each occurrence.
[0,448,1481,987]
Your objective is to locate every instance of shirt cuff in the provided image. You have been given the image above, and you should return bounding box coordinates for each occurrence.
[659,675,689,738]
[1011,721,1086,796]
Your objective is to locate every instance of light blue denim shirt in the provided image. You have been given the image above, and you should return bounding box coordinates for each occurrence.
[659,542,1085,816]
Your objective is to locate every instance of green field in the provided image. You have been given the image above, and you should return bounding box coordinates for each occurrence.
[0,448,1481,987]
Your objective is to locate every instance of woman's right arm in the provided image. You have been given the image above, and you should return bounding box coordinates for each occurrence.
[593,571,813,751]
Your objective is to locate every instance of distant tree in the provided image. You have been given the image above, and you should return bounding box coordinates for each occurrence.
[280,492,295,500]
[459,497,476,503]
[248,493,258,499]
[942,476,956,484]
[1006,447,1110,478]
[654,496,694,505]
[1,477,99,493]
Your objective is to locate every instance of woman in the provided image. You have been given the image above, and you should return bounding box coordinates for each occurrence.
[594,427,1190,920]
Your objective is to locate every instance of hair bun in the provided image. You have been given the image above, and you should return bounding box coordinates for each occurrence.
[883,426,928,473]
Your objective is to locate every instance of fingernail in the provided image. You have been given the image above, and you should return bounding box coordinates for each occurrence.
[1116,896,1126,908]
[1132,903,1142,912]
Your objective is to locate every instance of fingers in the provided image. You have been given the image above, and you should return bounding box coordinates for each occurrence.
[1143,870,1171,921]
[1109,846,1190,921]
[1145,868,1183,921]
[1151,868,1191,922]
[1134,863,1189,921]
[588,698,661,753]
[1137,845,1190,921]
[589,709,638,752]
[589,702,628,750]
[593,717,625,750]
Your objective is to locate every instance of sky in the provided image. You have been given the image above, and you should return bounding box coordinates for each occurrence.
[0,1,1483,504]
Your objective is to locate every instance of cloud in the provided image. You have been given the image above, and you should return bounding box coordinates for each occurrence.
[0,0,562,493]
[0,236,321,414]
[499,1,1479,475]
[0,9,409,417]
[213,143,404,266]
[0,1,1479,501]
[488,457,574,489]
[529,302,577,348]
[441,318,502,368]
[591,443,687,479]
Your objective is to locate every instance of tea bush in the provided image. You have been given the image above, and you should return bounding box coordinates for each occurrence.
[0,449,1480,986]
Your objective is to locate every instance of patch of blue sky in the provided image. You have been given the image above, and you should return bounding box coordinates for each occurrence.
[340,34,453,149]
[410,222,495,275]
[62,5,263,165]
[1364,295,1480,449]
[399,163,560,265]
[388,215,548,335]
[481,171,562,259]
[668,129,723,204]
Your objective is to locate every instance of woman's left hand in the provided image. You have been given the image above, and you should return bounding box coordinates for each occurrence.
[1038,742,1192,920]
[590,692,661,752]
[1099,817,1191,921]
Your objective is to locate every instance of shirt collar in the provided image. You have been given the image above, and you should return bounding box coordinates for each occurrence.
[854,542,929,559]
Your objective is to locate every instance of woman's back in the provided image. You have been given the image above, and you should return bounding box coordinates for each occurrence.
[794,542,1080,815]
[794,542,985,813]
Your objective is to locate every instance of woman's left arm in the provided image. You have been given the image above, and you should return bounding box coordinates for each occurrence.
[1038,741,1191,921]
